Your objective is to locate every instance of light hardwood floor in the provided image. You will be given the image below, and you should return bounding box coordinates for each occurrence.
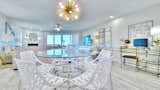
[112,62,160,90]
[0,61,160,90]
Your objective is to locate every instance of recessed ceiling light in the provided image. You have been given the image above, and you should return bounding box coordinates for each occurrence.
[109,16,114,19]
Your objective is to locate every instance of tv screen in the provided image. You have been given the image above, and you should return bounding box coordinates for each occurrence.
[133,38,148,47]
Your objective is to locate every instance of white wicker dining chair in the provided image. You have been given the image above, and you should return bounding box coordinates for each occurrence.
[20,50,44,64]
[76,49,112,65]
[38,64,68,88]
[92,49,112,62]
[70,57,113,90]
[15,58,55,90]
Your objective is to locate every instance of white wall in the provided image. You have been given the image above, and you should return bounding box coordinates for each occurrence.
[7,19,80,46]
[4,4,160,48]
[82,4,160,48]
[9,27,78,47]
[72,31,82,46]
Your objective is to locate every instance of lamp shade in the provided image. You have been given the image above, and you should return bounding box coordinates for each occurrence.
[151,26,160,35]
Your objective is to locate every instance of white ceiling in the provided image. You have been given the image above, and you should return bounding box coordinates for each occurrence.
[0,0,160,31]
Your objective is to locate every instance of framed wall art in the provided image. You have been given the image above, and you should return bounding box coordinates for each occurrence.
[128,20,153,39]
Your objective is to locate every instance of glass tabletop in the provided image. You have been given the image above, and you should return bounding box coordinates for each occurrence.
[37,49,90,58]
[53,62,85,78]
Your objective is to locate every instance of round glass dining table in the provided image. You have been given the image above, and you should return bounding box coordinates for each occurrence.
[36,48,90,59]
[37,48,89,89]
[38,60,86,90]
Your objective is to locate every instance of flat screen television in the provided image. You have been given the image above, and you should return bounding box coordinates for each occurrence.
[133,38,148,47]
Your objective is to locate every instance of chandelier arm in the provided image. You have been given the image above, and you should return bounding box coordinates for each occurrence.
[67,0,69,7]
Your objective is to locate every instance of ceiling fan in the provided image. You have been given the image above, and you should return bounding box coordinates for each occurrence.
[54,23,62,32]
[52,21,75,31]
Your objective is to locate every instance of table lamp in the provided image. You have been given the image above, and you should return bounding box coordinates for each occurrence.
[151,26,160,45]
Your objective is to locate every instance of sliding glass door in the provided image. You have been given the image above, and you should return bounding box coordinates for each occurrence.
[47,35,54,46]
[83,35,92,46]
[54,35,61,45]
[47,34,72,46]
[62,35,72,46]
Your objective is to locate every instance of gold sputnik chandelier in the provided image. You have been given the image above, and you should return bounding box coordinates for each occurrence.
[58,0,80,21]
